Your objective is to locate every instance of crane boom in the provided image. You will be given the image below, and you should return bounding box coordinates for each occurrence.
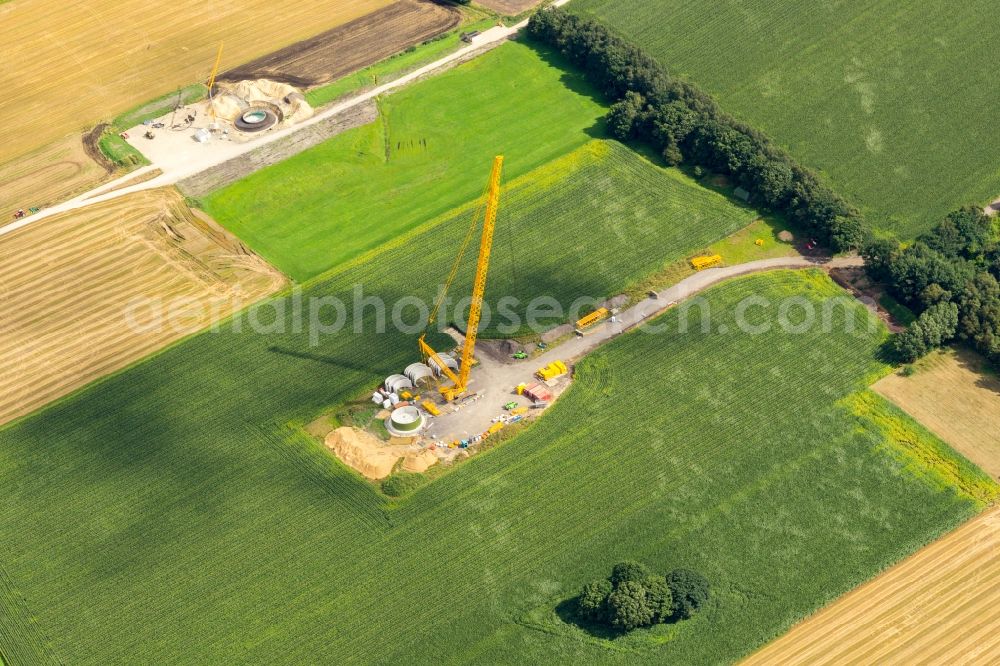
[418,155,503,401]
[458,155,503,387]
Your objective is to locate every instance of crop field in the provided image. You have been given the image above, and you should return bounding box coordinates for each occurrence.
[0,181,994,666]
[875,349,1000,479]
[0,0,393,167]
[0,188,284,426]
[203,42,610,281]
[0,134,108,225]
[744,503,1000,665]
[410,139,756,338]
[220,0,459,88]
[570,0,1000,237]
[477,0,545,15]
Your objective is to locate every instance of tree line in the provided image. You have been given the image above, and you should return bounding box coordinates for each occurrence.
[526,9,867,252]
[527,8,999,369]
[863,208,1000,365]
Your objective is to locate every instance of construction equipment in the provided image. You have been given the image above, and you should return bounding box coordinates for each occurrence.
[690,254,722,270]
[418,156,504,401]
[576,307,609,330]
[421,400,441,417]
[536,360,568,381]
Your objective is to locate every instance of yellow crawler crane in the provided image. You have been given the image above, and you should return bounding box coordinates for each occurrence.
[418,155,504,402]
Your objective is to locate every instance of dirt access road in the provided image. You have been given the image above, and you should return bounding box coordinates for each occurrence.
[0,0,573,239]
[743,503,1000,665]
[424,256,862,443]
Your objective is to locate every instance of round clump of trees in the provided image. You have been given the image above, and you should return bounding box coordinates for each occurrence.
[575,561,709,632]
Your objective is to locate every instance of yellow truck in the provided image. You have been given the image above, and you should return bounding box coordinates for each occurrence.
[690,254,722,270]
[576,307,609,330]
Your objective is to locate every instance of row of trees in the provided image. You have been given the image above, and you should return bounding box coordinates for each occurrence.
[526,9,867,251]
[528,8,999,367]
[576,561,709,632]
[862,207,1000,364]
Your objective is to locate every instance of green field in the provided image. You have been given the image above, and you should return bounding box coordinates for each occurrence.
[204,42,609,281]
[571,0,1000,238]
[0,268,991,663]
[1,179,993,665]
[442,140,756,335]
[2,27,995,665]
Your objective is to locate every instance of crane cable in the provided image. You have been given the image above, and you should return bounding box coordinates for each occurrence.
[426,180,491,330]
[502,177,518,294]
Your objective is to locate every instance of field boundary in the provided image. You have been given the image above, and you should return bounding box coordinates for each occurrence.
[741,503,1000,664]
[178,101,378,197]
[0,559,60,665]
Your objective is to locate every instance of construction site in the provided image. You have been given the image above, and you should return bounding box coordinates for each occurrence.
[121,46,318,160]
[309,154,693,482]
[311,156,586,480]
[5,1,1000,663]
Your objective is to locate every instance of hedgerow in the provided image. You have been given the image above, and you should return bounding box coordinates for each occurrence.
[526,9,868,251]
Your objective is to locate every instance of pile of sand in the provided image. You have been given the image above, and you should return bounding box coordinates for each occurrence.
[402,449,437,473]
[324,427,436,480]
[209,95,246,122]
[211,78,314,125]
[229,78,297,100]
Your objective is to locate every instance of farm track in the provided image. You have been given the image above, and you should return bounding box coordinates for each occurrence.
[219,0,460,87]
[743,504,1000,665]
[0,134,109,221]
[0,189,285,426]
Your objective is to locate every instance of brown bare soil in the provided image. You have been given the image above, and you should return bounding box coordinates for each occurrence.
[0,188,285,425]
[82,123,115,174]
[0,0,393,166]
[0,134,109,223]
[177,101,378,198]
[219,0,460,87]
[874,348,1000,479]
[830,266,905,332]
[743,504,1000,665]
[476,0,544,14]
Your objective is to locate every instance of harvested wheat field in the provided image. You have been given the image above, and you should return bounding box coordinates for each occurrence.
[0,0,393,166]
[0,189,285,425]
[743,504,1000,665]
[0,133,109,223]
[875,349,1000,479]
[476,0,544,14]
[220,0,459,87]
